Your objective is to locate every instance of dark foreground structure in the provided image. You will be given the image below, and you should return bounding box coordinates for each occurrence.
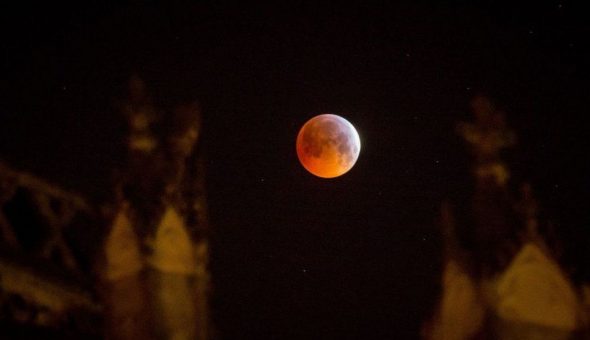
[425,96,590,339]
[0,78,212,339]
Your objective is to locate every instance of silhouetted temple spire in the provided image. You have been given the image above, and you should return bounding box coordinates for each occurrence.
[102,76,211,340]
[426,96,587,339]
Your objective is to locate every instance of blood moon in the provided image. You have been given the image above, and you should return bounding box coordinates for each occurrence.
[296,114,361,178]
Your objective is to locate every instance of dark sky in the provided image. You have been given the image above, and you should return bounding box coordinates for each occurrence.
[1,2,589,338]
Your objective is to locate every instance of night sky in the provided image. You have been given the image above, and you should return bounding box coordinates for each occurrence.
[1,2,589,338]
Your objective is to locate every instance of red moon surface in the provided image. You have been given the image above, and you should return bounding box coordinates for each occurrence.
[296,114,361,178]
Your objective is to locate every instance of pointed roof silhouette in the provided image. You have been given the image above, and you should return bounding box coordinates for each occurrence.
[149,206,196,274]
[495,242,581,330]
[104,205,143,281]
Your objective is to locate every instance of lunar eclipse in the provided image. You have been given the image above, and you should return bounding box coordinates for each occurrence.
[296,114,361,178]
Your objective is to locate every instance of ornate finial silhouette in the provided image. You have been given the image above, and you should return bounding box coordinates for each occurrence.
[456,95,516,187]
[124,75,159,154]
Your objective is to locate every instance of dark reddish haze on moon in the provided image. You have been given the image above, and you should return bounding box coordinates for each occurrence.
[296,114,361,178]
